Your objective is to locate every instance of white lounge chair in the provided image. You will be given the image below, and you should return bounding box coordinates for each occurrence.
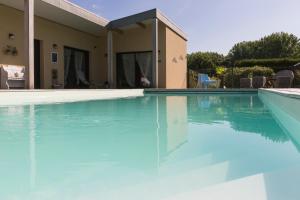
[0,65,25,89]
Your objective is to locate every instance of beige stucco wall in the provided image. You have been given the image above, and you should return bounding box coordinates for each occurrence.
[158,22,167,88]
[112,22,186,89]
[0,5,107,89]
[165,27,187,89]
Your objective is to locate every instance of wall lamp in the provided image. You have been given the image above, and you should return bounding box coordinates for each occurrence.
[52,43,58,50]
[8,33,15,40]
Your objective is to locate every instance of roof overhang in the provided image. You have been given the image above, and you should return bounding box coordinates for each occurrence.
[0,0,109,36]
[108,9,188,41]
[0,1,187,40]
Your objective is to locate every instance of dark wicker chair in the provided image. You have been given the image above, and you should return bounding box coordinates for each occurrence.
[252,76,266,88]
[275,70,294,88]
[240,78,252,88]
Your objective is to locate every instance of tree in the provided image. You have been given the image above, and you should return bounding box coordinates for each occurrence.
[187,52,225,71]
[227,32,300,63]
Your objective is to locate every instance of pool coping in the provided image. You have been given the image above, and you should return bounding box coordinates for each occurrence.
[0,88,259,106]
[144,88,258,94]
[1,88,299,106]
[259,89,300,99]
[0,89,144,106]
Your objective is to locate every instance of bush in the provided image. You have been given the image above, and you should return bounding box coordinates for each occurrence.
[188,69,198,88]
[234,58,300,71]
[224,66,274,88]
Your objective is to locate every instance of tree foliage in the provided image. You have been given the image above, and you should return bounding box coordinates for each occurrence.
[187,52,225,71]
[227,32,300,62]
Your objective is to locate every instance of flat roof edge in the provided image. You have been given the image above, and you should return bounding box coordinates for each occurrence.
[108,8,188,41]
[156,9,187,41]
[107,9,157,29]
[42,0,109,27]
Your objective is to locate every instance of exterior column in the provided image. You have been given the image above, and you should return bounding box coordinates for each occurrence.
[152,18,159,88]
[24,0,35,89]
[107,31,114,88]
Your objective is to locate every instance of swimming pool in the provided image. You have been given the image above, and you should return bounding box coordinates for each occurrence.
[0,92,300,200]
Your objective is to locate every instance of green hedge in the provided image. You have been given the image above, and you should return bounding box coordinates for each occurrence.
[224,66,274,88]
[234,58,300,71]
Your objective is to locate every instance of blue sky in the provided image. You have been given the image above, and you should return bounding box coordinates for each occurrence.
[70,0,300,55]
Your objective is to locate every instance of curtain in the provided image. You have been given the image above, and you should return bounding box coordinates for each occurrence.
[136,52,152,87]
[121,54,136,87]
[74,51,89,85]
[64,49,72,86]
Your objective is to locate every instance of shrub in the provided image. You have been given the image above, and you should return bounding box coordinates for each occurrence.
[188,69,198,88]
[234,58,300,71]
[224,66,274,88]
[216,66,227,77]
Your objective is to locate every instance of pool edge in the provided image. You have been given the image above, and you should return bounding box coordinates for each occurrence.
[144,88,258,94]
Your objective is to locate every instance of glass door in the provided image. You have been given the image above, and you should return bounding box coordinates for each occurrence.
[64,47,89,89]
[117,52,152,88]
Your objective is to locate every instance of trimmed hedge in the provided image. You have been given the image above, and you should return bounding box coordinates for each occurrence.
[224,66,274,88]
[234,58,300,71]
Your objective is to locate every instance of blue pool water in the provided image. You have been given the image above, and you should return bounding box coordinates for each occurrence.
[0,93,300,200]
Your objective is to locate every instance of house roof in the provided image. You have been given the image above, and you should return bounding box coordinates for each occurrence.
[108,9,188,41]
[0,0,187,40]
[0,0,108,36]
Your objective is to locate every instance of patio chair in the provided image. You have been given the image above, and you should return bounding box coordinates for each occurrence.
[274,70,294,88]
[252,76,266,88]
[240,78,252,88]
[0,65,25,89]
[197,74,216,89]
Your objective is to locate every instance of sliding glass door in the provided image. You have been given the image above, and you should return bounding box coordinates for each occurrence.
[117,52,153,88]
[64,47,89,89]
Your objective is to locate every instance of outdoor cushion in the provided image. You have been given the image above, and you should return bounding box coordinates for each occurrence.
[1,65,25,80]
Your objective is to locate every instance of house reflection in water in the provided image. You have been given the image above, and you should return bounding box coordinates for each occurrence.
[158,96,188,158]
[0,95,188,197]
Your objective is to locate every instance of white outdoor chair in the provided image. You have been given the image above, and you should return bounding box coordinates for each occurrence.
[0,65,25,89]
